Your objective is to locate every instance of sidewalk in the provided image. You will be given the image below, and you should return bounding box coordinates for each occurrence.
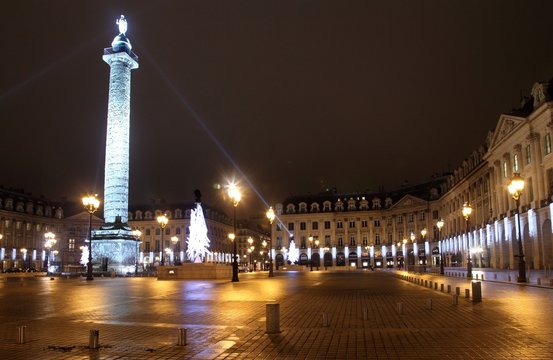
[423,266,553,288]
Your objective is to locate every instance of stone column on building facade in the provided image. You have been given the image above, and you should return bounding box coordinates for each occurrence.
[528,132,546,203]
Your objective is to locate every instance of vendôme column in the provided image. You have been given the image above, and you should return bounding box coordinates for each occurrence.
[93,15,139,275]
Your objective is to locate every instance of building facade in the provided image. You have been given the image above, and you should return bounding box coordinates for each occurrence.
[127,203,236,271]
[0,188,65,271]
[273,80,553,273]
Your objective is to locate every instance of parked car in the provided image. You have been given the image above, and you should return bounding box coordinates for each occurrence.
[25,268,38,273]
[4,268,23,273]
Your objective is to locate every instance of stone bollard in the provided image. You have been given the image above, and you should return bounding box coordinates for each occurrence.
[537,278,541,285]
[475,274,479,280]
[481,274,484,281]
[455,287,460,296]
[424,280,428,287]
[452,294,459,305]
[465,289,470,298]
[89,329,100,349]
[441,284,444,292]
[321,313,330,327]
[266,303,281,333]
[426,298,432,310]
[472,281,482,303]
[177,328,187,346]
[17,325,27,344]
[494,274,497,280]
[362,307,368,321]
[508,275,511,282]
[397,302,404,315]
[434,282,438,290]
[447,285,451,293]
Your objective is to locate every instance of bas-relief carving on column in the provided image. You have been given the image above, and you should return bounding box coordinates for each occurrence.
[513,144,522,153]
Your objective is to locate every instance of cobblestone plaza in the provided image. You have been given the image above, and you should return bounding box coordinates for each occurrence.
[1,270,552,359]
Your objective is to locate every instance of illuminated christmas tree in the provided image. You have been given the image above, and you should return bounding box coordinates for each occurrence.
[288,240,299,264]
[186,191,211,262]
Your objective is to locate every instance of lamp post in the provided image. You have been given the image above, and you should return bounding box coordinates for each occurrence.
[171,236,180,265]
[420,228,427,271]
[508,173,527,283]
[308,235,314,270]
[132,229,142,275]
[261,240,267,270]
[157,214,169,266]
[44,231,56,274]
[247,237,254,271]
[409,232,415,270]
[266,207,275,278]
[437,218,444,275]
[82,194,100,281]
[227,182,241,282]
[462,202,473,279]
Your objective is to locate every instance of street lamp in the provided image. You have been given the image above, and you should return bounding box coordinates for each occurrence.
[247,237,254,271]
[508,173,527,283]
[420,228,427,270]
[227,182,242,282]
[437,218,444,275]
[266,207,275,278]
[462,202,473,279]
[247,248,253,270]
[133,229,142,275]
[228,232,238,277]
[308,235,314,271]
[82,194,100,281]
[44,231,56,274]
[409,232,415,269]
[157,214,169,266]
[261,240,267,270]
[171,236,180,265]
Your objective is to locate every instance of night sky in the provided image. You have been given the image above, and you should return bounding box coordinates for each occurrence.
[3,1,553,217]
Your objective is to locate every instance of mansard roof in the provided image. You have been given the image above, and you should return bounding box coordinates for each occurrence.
[128,202,231,223]
[282,177,446,211]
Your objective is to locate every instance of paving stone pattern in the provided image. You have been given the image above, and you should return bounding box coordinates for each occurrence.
[0,270,552,359]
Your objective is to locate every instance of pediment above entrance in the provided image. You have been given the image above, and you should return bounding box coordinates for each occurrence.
[488,115,525,150]
[391,195,427,209]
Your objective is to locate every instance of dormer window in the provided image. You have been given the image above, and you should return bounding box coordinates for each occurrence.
[347,198,356,211]
[323,201,332,211]
[310,202,320,212]
[359,198,369,210]
[385,197,393,208]
[335,200,344,211]
[299,202,307,213]
[286,204,296,214]
[372,197,381,209]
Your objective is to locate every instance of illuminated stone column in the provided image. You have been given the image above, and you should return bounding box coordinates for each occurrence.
[92,16,139,276]
[102,15,138,224]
